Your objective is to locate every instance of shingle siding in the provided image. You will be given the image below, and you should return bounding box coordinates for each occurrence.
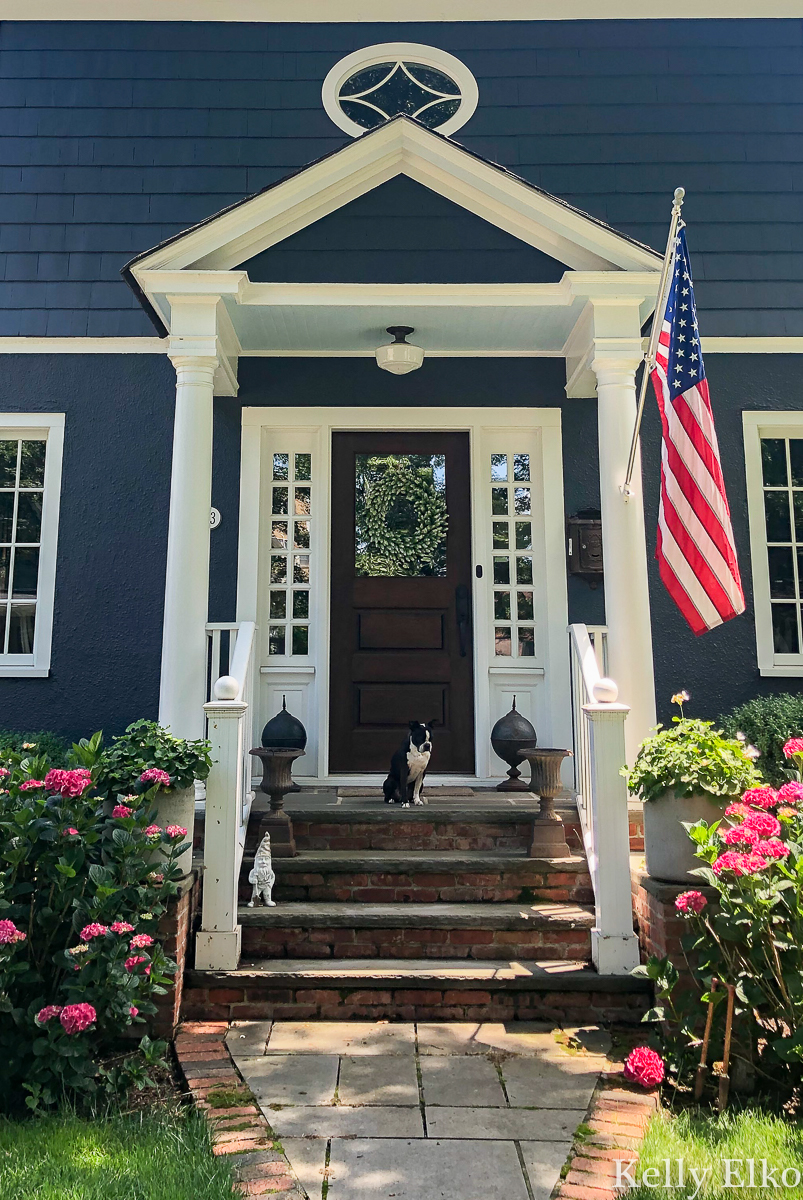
[0,18,801,336]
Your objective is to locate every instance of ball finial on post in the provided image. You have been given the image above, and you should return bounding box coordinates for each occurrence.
[213,675,239,701]
[592,677,619,703]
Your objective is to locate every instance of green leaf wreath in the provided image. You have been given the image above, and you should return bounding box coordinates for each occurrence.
[355,455,449,577]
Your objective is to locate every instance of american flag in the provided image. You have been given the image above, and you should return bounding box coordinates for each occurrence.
[651,227,745,634]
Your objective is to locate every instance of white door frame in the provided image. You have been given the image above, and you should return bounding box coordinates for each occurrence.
[236,406,570,784]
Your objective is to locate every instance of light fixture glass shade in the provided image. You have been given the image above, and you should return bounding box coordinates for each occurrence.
[375,341,424,374]
[375,326,424,375]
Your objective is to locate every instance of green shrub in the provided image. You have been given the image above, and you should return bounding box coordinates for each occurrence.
[0,734,190,1113]
[719,693,803,786]
[0,731,67,765]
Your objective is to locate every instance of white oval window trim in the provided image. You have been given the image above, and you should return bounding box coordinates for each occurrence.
[322,42,479,139]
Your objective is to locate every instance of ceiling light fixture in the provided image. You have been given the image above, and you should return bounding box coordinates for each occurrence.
[375,326,424,376]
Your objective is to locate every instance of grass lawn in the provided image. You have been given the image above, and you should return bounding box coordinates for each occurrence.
[625,1108,803,1198]
[0,1106,239,1200]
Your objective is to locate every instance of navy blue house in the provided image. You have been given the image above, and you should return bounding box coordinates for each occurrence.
[1,7,801,782]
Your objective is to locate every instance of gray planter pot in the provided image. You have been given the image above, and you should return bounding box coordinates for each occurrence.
[153,784,196,876]
[643,789,727,884]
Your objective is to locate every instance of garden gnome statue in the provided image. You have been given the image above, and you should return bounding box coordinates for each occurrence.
[247,832,276,907]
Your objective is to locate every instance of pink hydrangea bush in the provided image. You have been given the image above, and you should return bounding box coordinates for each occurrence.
[646,775,803,1097]
[0,726,202,1110]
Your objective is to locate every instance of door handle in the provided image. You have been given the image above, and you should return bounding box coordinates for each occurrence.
[455,584,471,657]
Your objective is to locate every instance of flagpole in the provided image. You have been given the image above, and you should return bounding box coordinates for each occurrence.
[622,186,685,498]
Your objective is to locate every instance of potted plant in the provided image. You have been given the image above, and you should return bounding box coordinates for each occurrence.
[96,720,212,875]
[626,693,761,883]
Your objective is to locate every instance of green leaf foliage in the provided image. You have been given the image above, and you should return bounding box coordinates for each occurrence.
[95,719,212,797]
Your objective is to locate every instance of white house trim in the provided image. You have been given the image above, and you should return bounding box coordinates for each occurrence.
[744,410,803,678]
[0,413,65,679]
[236,406,570,784]
[0,336,799,358]
[10,1,800,19]
[127,118,661,282]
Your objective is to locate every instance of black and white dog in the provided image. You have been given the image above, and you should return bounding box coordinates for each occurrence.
[382,721,434,807]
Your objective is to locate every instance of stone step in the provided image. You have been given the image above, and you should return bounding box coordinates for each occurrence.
[239,900,594,962]
[239,849,593,905]
[183,957,650,1025]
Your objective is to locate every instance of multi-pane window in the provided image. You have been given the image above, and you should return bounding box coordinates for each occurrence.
[268,452,312,657]
[761,436,803,654]
[489,452,535,658]
[0,438,46,655]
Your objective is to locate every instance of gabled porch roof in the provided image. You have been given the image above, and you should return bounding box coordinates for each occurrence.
[123,116,662,396]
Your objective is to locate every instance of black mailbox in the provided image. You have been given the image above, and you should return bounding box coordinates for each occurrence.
[567,511,603,578]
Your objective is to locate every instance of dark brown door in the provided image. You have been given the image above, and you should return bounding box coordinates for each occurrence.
[329,432,475,773]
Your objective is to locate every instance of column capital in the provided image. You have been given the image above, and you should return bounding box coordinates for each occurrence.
[591,343,643,390]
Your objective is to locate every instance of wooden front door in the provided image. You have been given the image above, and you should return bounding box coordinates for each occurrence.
[329,432,475,773]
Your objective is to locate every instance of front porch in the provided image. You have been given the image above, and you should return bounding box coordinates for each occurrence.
[126,116,666,995]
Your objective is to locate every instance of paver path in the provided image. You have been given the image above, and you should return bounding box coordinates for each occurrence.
[226,1020,610,1200]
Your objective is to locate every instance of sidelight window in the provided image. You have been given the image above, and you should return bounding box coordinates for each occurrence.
[489,453,535,658]
[268,451,312,657]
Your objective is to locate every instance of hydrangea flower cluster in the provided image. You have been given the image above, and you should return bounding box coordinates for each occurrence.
[124,954,150,975]
[59,1003,97,1034]
[0,919,26,944]
[111,804,133,819]
[129,933,154,949]
[675,890,707,915]
[140,768,171,788]
[165,825,187,840]
[19,779,44,791]
[79,923,109,941]
[783,738,803,759]
[44,767,93,797]
[623,1046,665,1088]
[711,779,800,878]
[110,920,134,934]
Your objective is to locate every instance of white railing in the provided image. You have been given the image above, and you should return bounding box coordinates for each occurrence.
[569,623,640,975]
[195,620,256,971]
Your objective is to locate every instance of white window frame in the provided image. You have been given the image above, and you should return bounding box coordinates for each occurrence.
[321,43,479,139]
[744,410,803,676]
[0,413,65,678]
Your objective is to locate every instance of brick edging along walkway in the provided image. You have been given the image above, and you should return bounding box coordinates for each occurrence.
[557,1077,660,1199]
[174,1021,303,1198]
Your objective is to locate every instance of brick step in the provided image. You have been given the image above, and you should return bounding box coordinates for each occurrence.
[285,805,558,854]
[183,957,650,1025]
[239,900,594,962]
[239,849,593,905]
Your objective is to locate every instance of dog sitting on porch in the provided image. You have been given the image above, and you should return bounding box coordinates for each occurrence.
[382,721,434,807]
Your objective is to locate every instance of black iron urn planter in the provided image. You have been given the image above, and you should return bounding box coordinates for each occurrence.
[261,696,307,794]
[249,746,304,858]
[490,697,537,791]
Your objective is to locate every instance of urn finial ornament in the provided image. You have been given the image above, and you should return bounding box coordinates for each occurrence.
[490,695,537,792]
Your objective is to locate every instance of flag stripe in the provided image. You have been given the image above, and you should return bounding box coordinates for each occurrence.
[650,226,745,635]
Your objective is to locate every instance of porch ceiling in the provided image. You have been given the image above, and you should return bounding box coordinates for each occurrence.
[144,274,660,359]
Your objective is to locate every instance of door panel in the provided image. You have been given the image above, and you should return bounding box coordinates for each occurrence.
[329,431,475,773]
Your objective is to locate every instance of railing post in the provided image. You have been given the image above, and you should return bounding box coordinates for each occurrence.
[195,691,248,971]
[584,702,640,974]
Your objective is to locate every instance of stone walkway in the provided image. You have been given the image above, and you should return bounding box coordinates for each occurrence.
[226,1020,611,1200]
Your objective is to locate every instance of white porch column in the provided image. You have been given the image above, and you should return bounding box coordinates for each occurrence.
[592,351,657,766]
[159,351,218,738]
